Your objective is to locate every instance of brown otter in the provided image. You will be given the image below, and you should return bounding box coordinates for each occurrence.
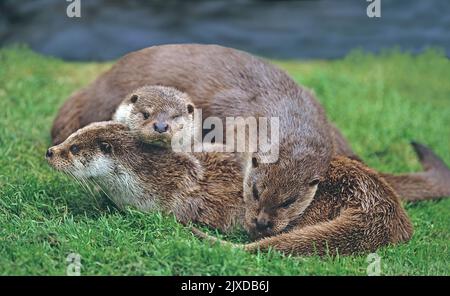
[113,85,196,148]
[193,156,414,256]
[46,121,244,232]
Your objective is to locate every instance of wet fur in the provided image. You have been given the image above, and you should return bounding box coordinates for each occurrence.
[110,85,450,240]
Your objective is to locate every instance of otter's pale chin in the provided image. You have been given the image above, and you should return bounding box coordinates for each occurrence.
[72,156,114,179]
[113,104,133,124]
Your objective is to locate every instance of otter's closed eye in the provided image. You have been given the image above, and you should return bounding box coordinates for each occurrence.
[309,178,320,187]
[142,112,150,120]
[251,157,258,168]
[252,183,260,200]
[280,197,296,209]
[172,114,182,119]
[69,144,80,154]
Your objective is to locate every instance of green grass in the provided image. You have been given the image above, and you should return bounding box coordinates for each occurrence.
[0,45,449,275]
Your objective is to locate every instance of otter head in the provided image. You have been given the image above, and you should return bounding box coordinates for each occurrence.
[113,85,195,148]
[242,147,331,240]
[46,121,132,180]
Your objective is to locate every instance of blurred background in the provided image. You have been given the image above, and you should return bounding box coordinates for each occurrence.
[0,0,449,61]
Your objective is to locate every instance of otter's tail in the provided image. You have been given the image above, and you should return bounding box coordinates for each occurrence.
[381,141,450,202]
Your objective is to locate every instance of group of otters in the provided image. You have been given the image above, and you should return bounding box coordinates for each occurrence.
[46,44,450,256]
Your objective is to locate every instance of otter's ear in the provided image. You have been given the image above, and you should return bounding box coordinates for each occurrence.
[251,156,258,168]
[187,103,194,114]
[100,142,113,154]
[130,95,138,103]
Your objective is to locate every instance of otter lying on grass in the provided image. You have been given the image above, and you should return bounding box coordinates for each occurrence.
[46,122,245,232]
[192,156,414,256]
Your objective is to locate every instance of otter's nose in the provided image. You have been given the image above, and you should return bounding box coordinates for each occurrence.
[46,148,54,158]
[153,122,169,133]
[254,215,273,232]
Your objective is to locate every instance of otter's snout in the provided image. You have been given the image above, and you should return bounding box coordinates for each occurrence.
[153,122,169,133]
[251,212,274,238]
[46,148,54,158]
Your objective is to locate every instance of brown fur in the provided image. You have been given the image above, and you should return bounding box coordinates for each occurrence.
[193,156,414,256]
[47,121,244,232]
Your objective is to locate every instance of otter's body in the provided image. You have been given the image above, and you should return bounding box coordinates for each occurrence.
[47,122,244,232]
[195,156,414,256]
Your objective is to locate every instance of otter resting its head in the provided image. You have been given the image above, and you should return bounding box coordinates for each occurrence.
[46,121,207,213]
[113,85,195,148]
[242,144,331,240]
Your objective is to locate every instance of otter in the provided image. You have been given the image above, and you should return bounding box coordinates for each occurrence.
[46,121,244,232]
[193,156,414,256]
[113,85,196,148]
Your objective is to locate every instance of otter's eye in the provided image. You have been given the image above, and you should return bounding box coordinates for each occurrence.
[99,142,112,154]
[187,104,194,114]
[309,178,320,187]
[130,95,138,103]
[69,144,80,155]
[280,197,296,209]
[172,114,182,120]
[252,183,260,200]
[142,112,150,120]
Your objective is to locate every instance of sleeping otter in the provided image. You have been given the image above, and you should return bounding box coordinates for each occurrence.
[194,156,414,256]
